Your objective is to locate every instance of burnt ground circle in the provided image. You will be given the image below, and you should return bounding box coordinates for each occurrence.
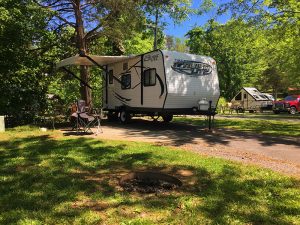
[119,171,182,193]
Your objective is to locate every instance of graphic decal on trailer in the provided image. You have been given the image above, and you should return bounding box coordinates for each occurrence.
[114,92,131,102]
[171,59,212,76]
[155,73,164,97]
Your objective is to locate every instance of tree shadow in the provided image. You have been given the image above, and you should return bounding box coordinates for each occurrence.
[101,119,231,146]
[101,118,300,148]
[0,134,299,224]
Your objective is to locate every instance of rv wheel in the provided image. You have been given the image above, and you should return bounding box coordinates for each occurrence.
[237,108,244,113]
[119,109,131,124]
[162,114,173,123]
[107,111,118,122]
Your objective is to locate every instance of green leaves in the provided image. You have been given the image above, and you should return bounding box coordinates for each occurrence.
[186,20,264,99]
[197,0,216,15]
[187,0,299,99]
[0,0,63,124]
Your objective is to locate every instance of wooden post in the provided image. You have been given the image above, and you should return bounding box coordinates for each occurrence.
[208,101,212,130]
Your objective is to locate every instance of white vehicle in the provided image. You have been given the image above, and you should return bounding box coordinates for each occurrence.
[57,50,220,123]
[231,87,273,112]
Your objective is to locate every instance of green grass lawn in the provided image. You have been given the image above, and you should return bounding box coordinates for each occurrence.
[0,126,299,224]
[174,116,300,137]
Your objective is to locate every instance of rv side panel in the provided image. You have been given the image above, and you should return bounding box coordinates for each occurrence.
[106,56,142,109]
[141,50,166,109]
[105,50,166,111]
[163,51,220,109]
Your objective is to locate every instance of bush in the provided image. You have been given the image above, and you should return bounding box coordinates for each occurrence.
[217,97,228,114]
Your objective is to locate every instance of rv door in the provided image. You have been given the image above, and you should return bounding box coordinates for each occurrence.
[142,51,166,108]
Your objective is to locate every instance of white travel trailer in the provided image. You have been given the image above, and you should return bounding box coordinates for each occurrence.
[231,87,273,112]
[57,50,220,123]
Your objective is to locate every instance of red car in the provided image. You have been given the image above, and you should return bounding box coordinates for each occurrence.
[273,95,300,114]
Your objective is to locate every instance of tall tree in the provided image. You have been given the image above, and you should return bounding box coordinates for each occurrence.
[218,0,300,89]
[218,0,300,24]
[34,0,143,109]
[0,0,61,124]
[186,20,264,100]
[139,0,193,50]
[165,35,188,52]
[35,0,193,109]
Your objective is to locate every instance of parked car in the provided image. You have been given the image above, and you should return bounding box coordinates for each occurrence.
[273,95,300,114]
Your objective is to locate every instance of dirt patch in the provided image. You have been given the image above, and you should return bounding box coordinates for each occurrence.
[72,200,111,211]
[120,171,182,193]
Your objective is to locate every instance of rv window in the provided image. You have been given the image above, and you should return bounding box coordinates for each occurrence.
[108,70,113,84]
[235,92,242,100]
[121,73,131,89]
[259,95,267,99]
[144,68,156,86]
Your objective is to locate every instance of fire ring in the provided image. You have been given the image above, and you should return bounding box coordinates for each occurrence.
[120,171,182,193]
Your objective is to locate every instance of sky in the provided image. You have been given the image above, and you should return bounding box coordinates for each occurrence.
[163,0,231,38]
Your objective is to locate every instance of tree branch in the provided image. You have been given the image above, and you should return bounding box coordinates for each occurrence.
[54,14,76,28]
[50,2,73,9]
[45,0,61,7]
[85,31,103,42]
[56,8,74,12]
[84,23,103,40]
[33,0,76,28]
[242,0,261,16]
[279,10,300,14]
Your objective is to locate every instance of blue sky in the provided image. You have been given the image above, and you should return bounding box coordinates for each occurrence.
[163,0,231,38]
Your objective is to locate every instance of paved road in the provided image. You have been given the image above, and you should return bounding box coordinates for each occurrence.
[64,119,300,177]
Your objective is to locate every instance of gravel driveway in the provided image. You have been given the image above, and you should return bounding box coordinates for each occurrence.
[64,118,300,178]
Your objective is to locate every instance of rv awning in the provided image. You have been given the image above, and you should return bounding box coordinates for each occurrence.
[56,54,136,69]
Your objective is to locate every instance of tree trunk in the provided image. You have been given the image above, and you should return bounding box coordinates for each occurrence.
[73,0,92,110]
[153,7,158,50]
[112,39,125,56]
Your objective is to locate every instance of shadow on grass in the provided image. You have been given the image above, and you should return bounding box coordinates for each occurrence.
[171,117,300,148]
[101,119,232,146]
[0,135,299,224]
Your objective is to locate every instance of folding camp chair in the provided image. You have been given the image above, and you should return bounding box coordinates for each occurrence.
[71,100,102,134]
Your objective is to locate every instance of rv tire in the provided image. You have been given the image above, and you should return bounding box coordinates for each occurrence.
[237,108,244,113]
[162,114,173,123]
[119,109,131,124]
[107,111,118,122]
